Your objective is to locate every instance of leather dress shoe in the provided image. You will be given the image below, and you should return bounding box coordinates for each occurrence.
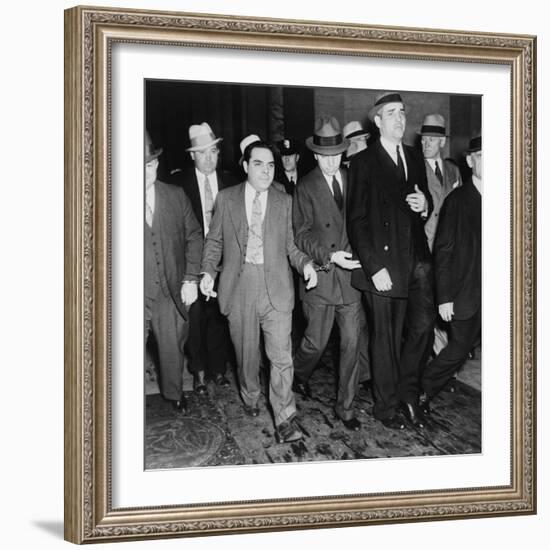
[213,373,230,387]
[243,404,260,417]
[292,377,312,398]
[380,415,405,430]
[418,393,432,416]
[170,393,187,414]
[401,402,425,428]
[275,419,303,443]
[341,416,361,431]
[193,371,208,395]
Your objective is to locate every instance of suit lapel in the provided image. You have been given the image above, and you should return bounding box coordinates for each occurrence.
[313,166,343,222]
[374,141,410,214]
[228,183,247,250]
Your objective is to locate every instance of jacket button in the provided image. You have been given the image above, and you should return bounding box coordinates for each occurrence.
[383,245,389,251]
[384,221,389,227]
[330,244,335,248]
[326,223,330,227]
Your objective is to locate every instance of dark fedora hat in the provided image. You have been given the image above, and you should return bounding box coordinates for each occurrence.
[368,91,406,121]
[466,135,482,153]
[305,116,349,155]
[145,131,163,163]
[418,113,449,137]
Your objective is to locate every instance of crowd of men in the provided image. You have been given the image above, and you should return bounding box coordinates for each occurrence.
[144,91,482,444]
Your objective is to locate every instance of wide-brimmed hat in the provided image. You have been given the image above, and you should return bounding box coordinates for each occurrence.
[305,116,349,155]
[238,134,261,165]
[343,121,370,140]
[418,113,448,137]
[277,138,299,156]
[185,122,223,152]
[368,91,406,121]
[145,131,163,163]
[466,135,482,153]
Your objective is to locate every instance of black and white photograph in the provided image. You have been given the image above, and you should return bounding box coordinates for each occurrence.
[143,80,482,469]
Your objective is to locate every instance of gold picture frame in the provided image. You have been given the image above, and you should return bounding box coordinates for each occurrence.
[64,5,536,544]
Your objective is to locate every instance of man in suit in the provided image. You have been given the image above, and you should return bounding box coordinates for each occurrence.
[169,122,237,394]
[275,138,301,195]
[419,113,462,357]
[348,92,435,430]
[419,136,482,412]
[144,131,203,413]
[292,116,364,431]
[200,141,318,443]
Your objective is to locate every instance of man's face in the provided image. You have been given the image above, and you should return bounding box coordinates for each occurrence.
[281,153,299,172]
[467,150,482,179]
[315,153,342,177]
[145,158,158,190]
[421,135,445,159]
[244,147,275,192]
[375,102,406,143]
[190,145,219,175]
[346,137,367,158]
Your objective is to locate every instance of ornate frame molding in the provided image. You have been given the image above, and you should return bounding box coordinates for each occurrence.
[64,5,536,544]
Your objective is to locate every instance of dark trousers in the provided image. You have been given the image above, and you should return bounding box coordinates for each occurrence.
[145,291,188,401]
[294,300,362,421]
[422,308,481,398]
[364,260,435,420]
[185,295,232,377]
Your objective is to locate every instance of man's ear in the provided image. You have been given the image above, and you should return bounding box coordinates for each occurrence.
[466,154,473,169]
[243,161,249,175]
[374,114,381,129]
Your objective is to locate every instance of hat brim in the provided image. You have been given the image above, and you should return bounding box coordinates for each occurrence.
[185,137,223,152]
[418,130,449,137]
[347,131,370,140]
[368,102,407,122]
[306,136,349,155]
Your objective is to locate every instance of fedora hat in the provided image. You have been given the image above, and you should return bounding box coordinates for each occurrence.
[343,121,370,140]
[145,130,163,163]
[238,134,261,165]
[306,116,349,155]
[368,91,406,121]
[277,138,299,156]
[185,122,223,152]
[466,135,482,153]
[418,113,448,137]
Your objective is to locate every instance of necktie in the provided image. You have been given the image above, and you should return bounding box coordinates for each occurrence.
[434,160,443,185]
[396,145,406,184]
[203,175,214,230]
[332,176,343,211]
[145,197,153,227]
[245,191,263,264]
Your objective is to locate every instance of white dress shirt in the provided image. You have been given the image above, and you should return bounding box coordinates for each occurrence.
[195,168,219,234]
[245,182,268,225]
[380,136,408,179]
[320,169,344,196]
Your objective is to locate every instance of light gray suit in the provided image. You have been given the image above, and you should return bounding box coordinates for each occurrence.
[201,182,312,425]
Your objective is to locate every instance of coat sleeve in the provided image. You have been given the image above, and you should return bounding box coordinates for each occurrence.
[347,157,385,277]
[293,181,332,266]
[285,196,312,274]
[433,191,459,305]
[180,188,203,281]
[200,193,224,281]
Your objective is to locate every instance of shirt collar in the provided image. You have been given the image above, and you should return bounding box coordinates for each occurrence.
[472,175,482,195]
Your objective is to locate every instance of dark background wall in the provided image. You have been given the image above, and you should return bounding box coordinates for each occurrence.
[146,80,480,180]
